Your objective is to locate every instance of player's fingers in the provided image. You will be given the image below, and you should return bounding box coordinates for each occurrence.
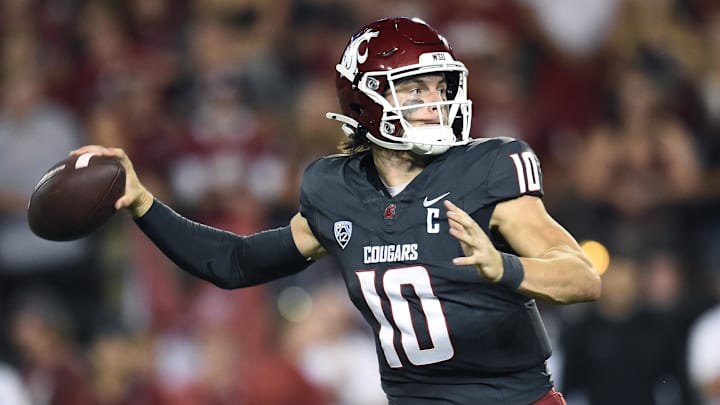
[452,255,475,266]
[444,200,464,216]
[114,195,129,210]
[448,225,476,247]
[70,146,130,161]
[115,183,144,209]
[445,201,487,241]
[445,210,469,232]
[447,214,464,232]
[108,147,128,159]
[69,145,113,156]
[444,201,478,229]
[113,150,136,174]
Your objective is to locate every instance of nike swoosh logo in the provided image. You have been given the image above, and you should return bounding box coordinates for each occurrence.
[423,192,451,207]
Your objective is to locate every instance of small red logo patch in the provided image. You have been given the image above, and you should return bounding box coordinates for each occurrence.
[384,203,396,219]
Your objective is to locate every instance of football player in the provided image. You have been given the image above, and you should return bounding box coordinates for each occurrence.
[73,17,601,404]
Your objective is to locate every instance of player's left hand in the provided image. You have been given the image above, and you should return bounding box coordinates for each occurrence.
[445,200,503,282]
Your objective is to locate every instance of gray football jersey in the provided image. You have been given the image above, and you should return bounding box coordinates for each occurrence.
[300,137,553,402]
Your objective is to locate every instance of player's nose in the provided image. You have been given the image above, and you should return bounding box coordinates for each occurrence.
[421,94,447,122]
[425,89,444,104]
[422,91,446,117]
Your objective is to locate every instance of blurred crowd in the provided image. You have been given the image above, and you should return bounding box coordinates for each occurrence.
[1,0,720,404]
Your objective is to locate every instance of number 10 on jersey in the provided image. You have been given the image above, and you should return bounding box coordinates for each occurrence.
[509,151,541,193]
[356,266,454,368]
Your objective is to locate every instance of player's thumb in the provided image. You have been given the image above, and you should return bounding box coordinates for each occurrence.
[115,195,130,210]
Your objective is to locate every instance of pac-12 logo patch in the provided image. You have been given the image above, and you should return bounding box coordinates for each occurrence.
[334,221,352,249]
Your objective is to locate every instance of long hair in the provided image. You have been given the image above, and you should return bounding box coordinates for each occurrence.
[337,127,372,154]
[340,128,437,168]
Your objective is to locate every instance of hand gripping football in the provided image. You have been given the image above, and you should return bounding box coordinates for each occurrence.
[27,152,126,241]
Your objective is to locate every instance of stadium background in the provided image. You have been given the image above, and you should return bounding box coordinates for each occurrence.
[1,0,720,404]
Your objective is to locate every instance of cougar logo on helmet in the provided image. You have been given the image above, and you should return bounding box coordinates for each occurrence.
[340,30,379,78]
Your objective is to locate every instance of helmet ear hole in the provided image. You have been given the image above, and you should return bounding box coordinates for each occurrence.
[350,103,364,115]
[445,72,460,100]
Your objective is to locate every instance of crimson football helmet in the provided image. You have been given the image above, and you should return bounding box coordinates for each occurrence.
[327,17,471,155]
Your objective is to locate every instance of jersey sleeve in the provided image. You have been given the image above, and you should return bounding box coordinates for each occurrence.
[300,158,326,243]
[486,139,544,201]
[299,159,321,226]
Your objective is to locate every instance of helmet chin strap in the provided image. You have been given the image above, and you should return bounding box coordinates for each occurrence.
[366,133,413,151]
[412,144,450,155]
[402,125,455,155]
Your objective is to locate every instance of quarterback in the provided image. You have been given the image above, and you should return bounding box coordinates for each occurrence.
[74,17,601,404]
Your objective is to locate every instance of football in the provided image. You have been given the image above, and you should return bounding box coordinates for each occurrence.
[27,152,126,241]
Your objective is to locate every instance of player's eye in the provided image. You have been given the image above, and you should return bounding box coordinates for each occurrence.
[438,87,447,99]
